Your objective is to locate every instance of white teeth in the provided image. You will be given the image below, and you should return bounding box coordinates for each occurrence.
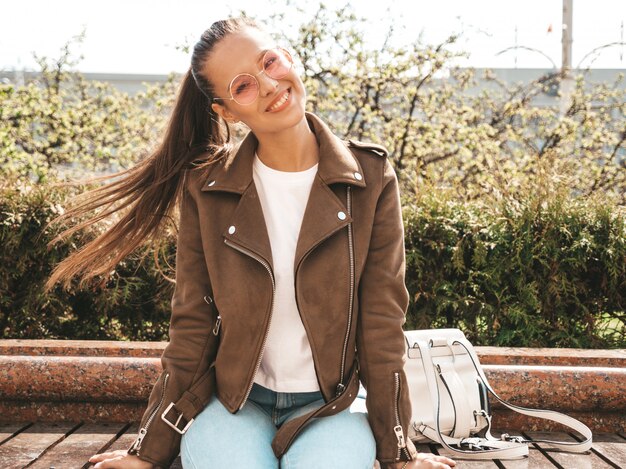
[268,89,290,111]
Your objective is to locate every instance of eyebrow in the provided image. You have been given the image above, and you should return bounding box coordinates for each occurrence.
[255,48,269,64]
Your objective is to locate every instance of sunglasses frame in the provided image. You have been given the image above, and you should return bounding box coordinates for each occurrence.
[212,46,294,106]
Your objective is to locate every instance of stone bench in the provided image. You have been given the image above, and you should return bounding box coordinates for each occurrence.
[0,340,624,467]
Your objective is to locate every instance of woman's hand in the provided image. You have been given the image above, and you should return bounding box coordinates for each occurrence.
[88,450,156,468]
[385,452,457,469]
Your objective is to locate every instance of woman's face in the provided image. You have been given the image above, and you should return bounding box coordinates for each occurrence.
[206,27,307,134]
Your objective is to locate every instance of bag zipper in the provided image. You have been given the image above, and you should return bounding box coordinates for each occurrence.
[336,185,354,396]
[394,371,411,460]
[223,237,275,411]
[128,370,170,455]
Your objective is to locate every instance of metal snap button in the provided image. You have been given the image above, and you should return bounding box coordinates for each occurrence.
[208,180,216,186]
[354,171,362,180]
[337,211,346,220]
[228,225,236,234]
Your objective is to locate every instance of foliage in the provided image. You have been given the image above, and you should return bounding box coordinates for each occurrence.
[0,174,175,340]
[403,176,625,348]
[0,28,180,183]
[263,1,626,205]
[0,1,624,346]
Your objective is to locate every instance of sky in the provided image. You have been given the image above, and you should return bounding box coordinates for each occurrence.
[1,0,625,75]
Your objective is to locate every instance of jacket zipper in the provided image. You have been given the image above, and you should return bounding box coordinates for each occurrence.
[293,185,354,397]
[336,185,354,396]
[212,315,222,336]
[394,371,411,460]
[203,295,222,336]
[223,238,275,411]
[128,370,170,455]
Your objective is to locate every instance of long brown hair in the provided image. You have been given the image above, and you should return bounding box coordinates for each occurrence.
[43,16,261,293]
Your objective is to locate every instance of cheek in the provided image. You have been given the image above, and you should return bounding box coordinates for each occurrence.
[291,70,305,89]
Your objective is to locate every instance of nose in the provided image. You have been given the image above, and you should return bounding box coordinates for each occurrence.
[258,71,279,97]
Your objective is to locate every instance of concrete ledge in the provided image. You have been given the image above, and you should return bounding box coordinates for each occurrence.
[0,339,623,432]
[2,339,623,366]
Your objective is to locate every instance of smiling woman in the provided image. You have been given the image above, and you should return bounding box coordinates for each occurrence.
[44,16,456,469]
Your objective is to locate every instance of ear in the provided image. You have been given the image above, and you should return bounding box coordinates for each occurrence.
[211,102,239,124]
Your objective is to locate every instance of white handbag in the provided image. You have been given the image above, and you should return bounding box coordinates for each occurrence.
[404,328,593,459]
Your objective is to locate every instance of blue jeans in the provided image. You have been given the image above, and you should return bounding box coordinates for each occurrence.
[180,381,376,468]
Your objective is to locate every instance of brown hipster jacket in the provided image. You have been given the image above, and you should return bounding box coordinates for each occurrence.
[126,111,419,467]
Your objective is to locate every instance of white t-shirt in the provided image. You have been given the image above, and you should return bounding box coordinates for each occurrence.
[251,150,321,392]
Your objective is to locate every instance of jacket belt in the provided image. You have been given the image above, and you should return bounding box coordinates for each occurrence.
[160,359,360,457]
[160,365,217,434]
[271,360,360,458]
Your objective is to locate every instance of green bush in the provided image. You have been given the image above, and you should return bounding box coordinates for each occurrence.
[2,173,623,347]
[403,183,625,348]
[0,175,174,341]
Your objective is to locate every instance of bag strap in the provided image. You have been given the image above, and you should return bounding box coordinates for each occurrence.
[438,361,473,438]
[412,337,593,459]
[452,337,593,452]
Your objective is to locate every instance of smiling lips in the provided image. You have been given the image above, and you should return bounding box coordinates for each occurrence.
[266,88,291,112]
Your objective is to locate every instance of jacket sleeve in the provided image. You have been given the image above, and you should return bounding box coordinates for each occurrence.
[356,156,418,466]
[127,173,219,468]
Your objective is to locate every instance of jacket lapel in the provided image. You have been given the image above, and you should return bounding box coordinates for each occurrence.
[199,111,367,274]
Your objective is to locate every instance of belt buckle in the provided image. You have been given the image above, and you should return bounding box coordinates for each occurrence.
[161,402,194,434]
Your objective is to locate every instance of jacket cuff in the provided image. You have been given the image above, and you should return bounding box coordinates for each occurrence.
[377,435,418,464]
[135,451,171,469]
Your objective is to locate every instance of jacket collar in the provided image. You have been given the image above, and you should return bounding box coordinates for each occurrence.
[200,111,366,193]
[200,111,365,272]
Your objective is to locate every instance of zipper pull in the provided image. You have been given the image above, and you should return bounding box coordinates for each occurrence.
[128,427,148,454]
[212,315,222,336]
[335,382,346,397]
[394,424,407,448]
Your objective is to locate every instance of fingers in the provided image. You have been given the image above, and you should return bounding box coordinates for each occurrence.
[88,450,127,465]
[92,455,124,468]
[416,462,452,469]
[430,455,456,466]
[414,453,456,464]
[412,453,457,468]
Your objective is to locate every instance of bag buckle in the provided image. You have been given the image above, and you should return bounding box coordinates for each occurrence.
[415,422,427,434]
[459,437,485,450]
[500,433,525,443]
[161,402,194,434]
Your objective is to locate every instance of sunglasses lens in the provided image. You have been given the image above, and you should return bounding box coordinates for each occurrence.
[264,48,293,79]
[229,74,259,105]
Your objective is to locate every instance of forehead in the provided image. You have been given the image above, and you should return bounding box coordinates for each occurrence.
[204,27,275,92]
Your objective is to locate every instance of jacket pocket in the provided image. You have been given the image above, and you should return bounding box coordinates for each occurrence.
[128,370,170,456]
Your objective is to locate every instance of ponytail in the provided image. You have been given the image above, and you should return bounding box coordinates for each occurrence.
[43,16,261,292]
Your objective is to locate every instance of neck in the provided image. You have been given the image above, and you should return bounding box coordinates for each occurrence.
[254,115,319,172]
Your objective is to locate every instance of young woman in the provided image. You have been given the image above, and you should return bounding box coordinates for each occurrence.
[47,16,456,469]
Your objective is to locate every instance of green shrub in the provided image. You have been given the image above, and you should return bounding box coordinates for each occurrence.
[2,172,623,348]
[0,175,174,341]
[403,182,625,348]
